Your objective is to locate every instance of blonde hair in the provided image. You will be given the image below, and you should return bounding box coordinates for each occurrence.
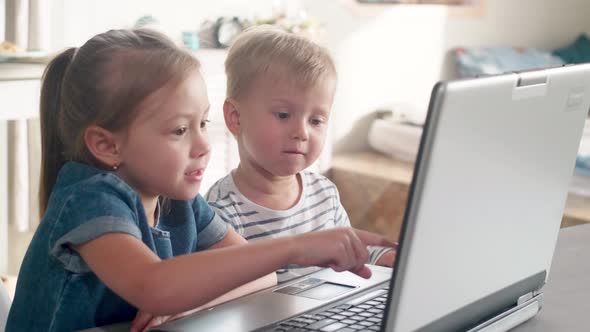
[225,25,336,99]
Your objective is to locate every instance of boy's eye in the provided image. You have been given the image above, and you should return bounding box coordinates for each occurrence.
[274,112,289,120]
[174,127,187,136]
[310,118,324,126]
[200,119,210,129]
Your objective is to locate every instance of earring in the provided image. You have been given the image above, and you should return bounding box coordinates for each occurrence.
[112,146,120,171]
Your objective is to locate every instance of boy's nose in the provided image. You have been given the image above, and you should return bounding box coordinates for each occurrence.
[292,122,309,141]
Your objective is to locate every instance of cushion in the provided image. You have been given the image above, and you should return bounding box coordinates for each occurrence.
[454,47,564,78]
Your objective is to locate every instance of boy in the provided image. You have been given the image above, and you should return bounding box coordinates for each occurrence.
[206,26,395,276]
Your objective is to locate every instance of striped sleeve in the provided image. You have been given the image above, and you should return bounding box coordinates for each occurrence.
[368,246,393,265]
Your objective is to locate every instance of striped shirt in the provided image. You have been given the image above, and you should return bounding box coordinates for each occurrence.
[205,171,390,265]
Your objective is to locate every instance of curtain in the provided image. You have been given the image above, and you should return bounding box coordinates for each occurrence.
[5,0,46,232]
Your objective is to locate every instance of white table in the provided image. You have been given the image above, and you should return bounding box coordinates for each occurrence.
[0,63,45,274]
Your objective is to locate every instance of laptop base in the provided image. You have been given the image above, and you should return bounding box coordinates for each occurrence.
[468,294,542,332]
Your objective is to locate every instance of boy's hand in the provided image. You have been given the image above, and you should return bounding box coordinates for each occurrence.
[375,249,397,267]
[291,228,396,279]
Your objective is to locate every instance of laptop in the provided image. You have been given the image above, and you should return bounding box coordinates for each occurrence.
[153,64,590,332]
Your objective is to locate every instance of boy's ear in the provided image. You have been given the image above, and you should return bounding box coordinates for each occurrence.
[84,125,121,168]
[223,98,241,136]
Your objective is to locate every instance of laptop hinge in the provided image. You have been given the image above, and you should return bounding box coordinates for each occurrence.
[517,280,545,305]
[516,292,533,305]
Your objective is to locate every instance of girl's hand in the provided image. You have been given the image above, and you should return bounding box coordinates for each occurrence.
[130,311,180,332]
[290,228,396,279]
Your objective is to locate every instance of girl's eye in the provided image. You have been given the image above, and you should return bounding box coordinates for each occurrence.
[174,127,187,136]
[274,112,289,119]
[200,120,210,129]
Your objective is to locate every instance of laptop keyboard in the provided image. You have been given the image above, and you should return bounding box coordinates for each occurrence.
[264,288,388,332]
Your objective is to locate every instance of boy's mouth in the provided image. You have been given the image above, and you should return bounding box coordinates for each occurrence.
[283,150,305,155]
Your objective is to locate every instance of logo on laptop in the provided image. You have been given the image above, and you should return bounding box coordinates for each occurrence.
[565,86,587,111]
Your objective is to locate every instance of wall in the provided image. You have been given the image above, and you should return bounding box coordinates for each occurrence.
[0,0,4,39]
[303,0,590,151]
[48,0,288,49]
[44,0,590,152]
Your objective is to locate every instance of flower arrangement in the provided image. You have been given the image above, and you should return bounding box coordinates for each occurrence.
[252,10,325,42]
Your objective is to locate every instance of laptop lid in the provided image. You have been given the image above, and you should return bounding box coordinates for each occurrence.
[384,64,590,332]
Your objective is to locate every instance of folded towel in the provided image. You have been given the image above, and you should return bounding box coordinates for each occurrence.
[455,47,565,78]
[368,118,423,162]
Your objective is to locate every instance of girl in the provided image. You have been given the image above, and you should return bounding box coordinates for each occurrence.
[6,29,394,332]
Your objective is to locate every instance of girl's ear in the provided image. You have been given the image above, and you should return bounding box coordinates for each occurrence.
[84,125,121,168]
[223,98,241,136]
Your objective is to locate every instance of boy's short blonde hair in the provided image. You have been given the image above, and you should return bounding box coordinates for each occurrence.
[225,25,336,99]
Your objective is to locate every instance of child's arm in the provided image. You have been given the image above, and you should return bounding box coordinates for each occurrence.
[335,201,396,266]
[131,228,277,332]
[332,184,397,267]
[199,227,278,308]
[75,227,393,316]
[132,272,277,332]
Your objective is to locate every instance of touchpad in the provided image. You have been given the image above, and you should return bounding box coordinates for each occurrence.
[274,277,356,300]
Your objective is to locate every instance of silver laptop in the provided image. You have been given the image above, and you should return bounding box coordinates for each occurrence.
[154,64,590,332]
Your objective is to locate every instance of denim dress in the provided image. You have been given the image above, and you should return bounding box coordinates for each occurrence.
[6,162,228,331]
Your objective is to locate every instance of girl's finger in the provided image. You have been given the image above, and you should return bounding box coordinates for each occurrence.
[143,316,169,332]
[130,312,153,332]
[354,229,398,248]
[349,230,369,273]
[351,265,372,279]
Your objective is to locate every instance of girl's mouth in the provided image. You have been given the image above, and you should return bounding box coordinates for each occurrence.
[185,168,204,181]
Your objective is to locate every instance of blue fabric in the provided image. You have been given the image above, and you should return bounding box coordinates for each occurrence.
[553,34,590,64]
[6,161,227,331]
[575,155,590,176]
[454,47,564,78]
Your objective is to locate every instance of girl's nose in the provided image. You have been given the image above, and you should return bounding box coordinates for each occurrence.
[191,133,210,158]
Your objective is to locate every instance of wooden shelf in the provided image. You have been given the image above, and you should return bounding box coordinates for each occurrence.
[332,151,414,185]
